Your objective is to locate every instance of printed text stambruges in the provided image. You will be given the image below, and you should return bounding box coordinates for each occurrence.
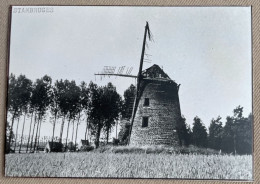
[13,7,54,14]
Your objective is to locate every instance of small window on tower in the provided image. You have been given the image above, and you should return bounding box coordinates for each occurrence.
[144,98,149,106]
[142,117,149,127]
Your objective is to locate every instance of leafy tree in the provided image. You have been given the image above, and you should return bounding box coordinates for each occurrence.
[7,74,23,151]
[176,115,192,146]
[55,79,70,143]
[221,116,234,153]
[50,82,60,151]
[244,113,253,154]
[192,116,208,148]
[101,82,122,143]
[232,106,252,154]
[221,106,252,154]
[87,81,103,148]
[7,74,17,148]
[118,120,131,145]
[121,84,136,120]
[7,74,32,152]
[17,75,32,153]
[77,81,89,148]
[64,80,80,150]
[208,116,223,151]
[31,75,52,152]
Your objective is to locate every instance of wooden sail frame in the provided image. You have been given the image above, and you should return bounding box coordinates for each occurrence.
[94,73,137,78]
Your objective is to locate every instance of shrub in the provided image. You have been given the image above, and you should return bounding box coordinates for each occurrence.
[80,145,94,152]
[112,138,119,146]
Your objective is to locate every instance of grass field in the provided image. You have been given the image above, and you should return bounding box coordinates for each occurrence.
[5,152,252,180]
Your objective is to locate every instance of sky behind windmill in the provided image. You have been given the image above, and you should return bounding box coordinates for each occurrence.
[9,6,252,142]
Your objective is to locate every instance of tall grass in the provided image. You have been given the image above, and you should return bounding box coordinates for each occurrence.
[5,152,252,179]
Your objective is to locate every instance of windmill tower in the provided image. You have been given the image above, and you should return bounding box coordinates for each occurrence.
[95,22,182,146]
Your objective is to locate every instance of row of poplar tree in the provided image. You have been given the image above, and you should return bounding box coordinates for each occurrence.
[6,74,125,153]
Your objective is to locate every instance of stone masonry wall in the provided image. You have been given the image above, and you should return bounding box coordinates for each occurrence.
[129,79,181,146]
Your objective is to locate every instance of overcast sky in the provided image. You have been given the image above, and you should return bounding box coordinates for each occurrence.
[9,6,252,142]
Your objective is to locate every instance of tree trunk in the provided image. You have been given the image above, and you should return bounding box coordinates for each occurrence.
[8,112,16,149]
[36,120,42,152]
[65,119,70,151]
[33,115,40,152]
[106,125,110,144]
[95,124,102,149]
[75,121,79,151]
[19,113,26,153]
[234,134,237,155]
[59,116,65,143]
[29,114,37,152]
[71,119,75,146]
[85,115,88,141]
[26,112,34,153]
[51,112,57,152]
[115,120,118,139]
[14,118,20,152]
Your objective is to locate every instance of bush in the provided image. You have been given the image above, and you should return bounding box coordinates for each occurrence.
[112,138,119,146]
[118,121,131,145]
[67,142,76,151]
[80,145,94,152]
[5,142,15,154]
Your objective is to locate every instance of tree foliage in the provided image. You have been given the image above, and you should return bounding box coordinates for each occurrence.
[118,120,131,145]
[87,82,122,147]
[176,115,192,146]
[7,74,33,152]
[221,116,234,153]
[54,79,71,142]
[208,116,223,150]
[87,82,103,148]
[101,82,122,143]
[31,75,52,117]
[219,106,252,154]
[31,75,52,151]
[121,84,136,120]
[232,106,252,154]
[192,116,208,148]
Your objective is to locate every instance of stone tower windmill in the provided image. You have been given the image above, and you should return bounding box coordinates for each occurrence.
[129,64,181,146]
[95,22,182,146]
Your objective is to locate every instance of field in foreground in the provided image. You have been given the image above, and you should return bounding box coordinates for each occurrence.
[5,152,252,180]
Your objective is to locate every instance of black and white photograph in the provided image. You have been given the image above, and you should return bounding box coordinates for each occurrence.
[5,6,253,180]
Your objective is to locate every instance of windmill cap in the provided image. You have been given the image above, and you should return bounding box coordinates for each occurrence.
[142,64,171,80]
